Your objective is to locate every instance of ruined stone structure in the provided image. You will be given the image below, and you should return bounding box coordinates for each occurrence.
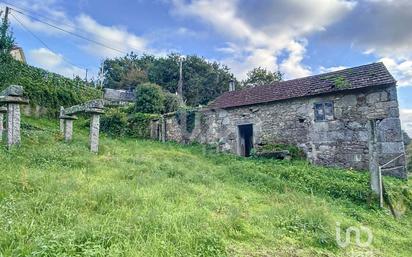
[60,99,104,153]
[103,88,135,106]
[0,85,29,148]
[152,63,407,178]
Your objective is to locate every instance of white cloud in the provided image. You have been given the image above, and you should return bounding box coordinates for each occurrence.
[75,14,148,58]
[379,57,412,87]
[8,0,149,58]
[319,65,348,74]
[320,0,412,87]
[7,0,76,36]
[171,0,355,79]
[400,109,412,137]
[29,48,85,78]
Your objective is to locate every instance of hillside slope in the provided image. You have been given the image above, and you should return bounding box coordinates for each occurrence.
[0,117,411,257]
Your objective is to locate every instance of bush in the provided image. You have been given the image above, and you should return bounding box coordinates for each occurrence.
[253,143,306,160]
[164,92,181,113]
[134,83,165,114]
[100,108,160,138]
[100,108,129,137]
[128,113,160,138]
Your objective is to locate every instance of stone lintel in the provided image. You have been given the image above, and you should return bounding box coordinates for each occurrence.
[0,96,29,104]
[63,99,105,116]
[59,115,78,120]
[0,85,24,97]
[85,108,104,114]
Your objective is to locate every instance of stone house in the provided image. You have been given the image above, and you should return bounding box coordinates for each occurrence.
[151,63,407,178]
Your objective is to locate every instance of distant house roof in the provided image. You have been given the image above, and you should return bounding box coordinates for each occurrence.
[209,62,396,109]
[103,88,135,102]
[10,45,27,63]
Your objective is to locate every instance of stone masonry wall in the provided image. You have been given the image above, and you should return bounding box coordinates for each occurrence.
[161,85,406,178]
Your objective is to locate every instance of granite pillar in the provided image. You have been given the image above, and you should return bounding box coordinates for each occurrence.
[89,113,101,153]
[0,107,7,142]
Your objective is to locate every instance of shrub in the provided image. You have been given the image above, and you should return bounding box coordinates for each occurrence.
[128,112,160,138]
[100,108,129,137]
[253,143,306,160]
[134,83,165,114]
[100,107,160,138]
[164,92,181,113]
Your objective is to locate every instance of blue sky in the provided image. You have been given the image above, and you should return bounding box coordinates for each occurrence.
[2,0,412,135]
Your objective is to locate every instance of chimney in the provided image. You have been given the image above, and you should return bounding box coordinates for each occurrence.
[229,79,236,92]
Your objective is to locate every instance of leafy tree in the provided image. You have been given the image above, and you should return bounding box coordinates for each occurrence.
[242,67,282,88]
[0,10,14,56]
[102,53,234,106]
[134,83,165,114]
[119,66,147,89]
[164,92,181,113]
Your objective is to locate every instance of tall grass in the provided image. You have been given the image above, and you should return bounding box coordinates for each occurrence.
[0,117,411,256]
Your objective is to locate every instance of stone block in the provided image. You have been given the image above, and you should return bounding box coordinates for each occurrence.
[378,142,404,154]
[0,85,24,97]
[377,118,403,142]
[366,92,381,104]
[386,86,398,101]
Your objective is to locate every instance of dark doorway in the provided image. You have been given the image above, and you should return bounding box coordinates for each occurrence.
[238,124,254,157]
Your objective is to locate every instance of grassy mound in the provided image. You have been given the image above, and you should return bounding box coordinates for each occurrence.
[0,117,411,256]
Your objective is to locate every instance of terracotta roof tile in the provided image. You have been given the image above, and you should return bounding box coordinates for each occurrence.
[209,62,396,109]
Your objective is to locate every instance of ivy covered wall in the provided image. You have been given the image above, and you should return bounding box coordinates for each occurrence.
[0,56,102,116]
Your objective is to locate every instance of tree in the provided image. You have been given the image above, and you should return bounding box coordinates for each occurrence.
[242,67,282,88]
[134,83,165,114]
[0,9,14,56]
[119,66,147,89]
[164,92,180,113]
[101,53,235,106]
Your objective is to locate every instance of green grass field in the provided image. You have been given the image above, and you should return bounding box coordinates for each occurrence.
[0,117,411,257]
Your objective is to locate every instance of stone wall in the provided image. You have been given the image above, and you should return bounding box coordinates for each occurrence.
[159,85,406,178]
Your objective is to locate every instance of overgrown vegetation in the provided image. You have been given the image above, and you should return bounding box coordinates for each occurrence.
[333,76,351,89]
[0,14,101,116]
[100,107,160,138]
[252,143,306,160]
[0,56,102,116]
[0,117,411,256]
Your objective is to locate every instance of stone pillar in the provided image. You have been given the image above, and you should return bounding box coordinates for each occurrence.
[89,114,101,153]
[368,120,383,207]
[7,103,22,147]
[64,119,74,142]
[59,115,77,142]
[0,107,6,142]
[0,85,29,148]
[60,106,65,135]
[161,115,166,142]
